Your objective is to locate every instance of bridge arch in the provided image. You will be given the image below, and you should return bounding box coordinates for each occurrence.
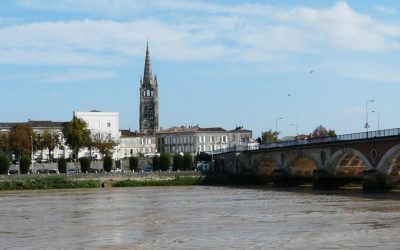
[289,155,320,177]
[331,148,372,178]
[252,154,280,177]
[376,144,400,182]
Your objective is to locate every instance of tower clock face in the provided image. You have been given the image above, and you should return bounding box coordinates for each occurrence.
[144,104,154,121]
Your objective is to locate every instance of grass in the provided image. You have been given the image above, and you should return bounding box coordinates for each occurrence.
[0,175,101,190]
[112,175,264,187]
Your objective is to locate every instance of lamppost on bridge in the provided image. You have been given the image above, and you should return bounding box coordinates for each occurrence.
[275,117,283,141]
[365,100,374,134]
[291,123,298,141]
[372,110,380,131]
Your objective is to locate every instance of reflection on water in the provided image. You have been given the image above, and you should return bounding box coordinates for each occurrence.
[0,186,400,249]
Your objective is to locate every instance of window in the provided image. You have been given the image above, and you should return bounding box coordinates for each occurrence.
[107,121,111,128]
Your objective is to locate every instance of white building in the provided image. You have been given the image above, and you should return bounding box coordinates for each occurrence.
[118,129,157,158]
[156,125,254,155]
[74,110,121,159]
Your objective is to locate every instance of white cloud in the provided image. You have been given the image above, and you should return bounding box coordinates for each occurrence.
[0,1,399,76]
[375,5,396,15]
[41,69,117,83]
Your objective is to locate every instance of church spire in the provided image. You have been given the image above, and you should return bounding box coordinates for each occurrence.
[143,41,152,85]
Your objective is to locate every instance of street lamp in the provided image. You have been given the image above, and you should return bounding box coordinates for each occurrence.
[365,100,374,134]
[275,117,283,134]
[372,110,380,131]
[290,123,298,140]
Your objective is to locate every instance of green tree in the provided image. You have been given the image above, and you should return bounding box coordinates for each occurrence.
[0,155,10,174]
[183,153,193,170]
[129,156,139,171]
[9,124,33,159]
[173,154,183,171]
[159,152,170,171]
[328,129,336,137]
[42,130,60,162]
[58,157,67,173]
[0,132,10,155]
[152,155,160,171]
[261,130,279,143]
[63,117,91,161]
[19,156,30,174]
[79,157,91,173]
[103,155,113,172]
[92,133,118,160]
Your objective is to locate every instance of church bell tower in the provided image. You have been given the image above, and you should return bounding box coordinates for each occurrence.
[139,42,159,135]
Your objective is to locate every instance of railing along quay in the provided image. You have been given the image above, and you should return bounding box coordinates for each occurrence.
[210,128,400,155]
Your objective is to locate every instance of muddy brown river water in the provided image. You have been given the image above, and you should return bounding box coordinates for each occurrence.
[0,186,399,249]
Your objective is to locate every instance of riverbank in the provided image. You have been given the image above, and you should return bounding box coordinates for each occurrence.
[0,172,265,190]
[0,175,100,190]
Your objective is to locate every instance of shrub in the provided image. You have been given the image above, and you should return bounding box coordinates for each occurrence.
[115,160,121,168]
[129,156,138,171]
[79,157,91,173]
[58,157,67,173]
[183,153,193,170]
[103,155,113,172]
[20,156,30,174]
[159,153,170,171]
[152,155,160,171]
[173,154,183,171]
[0,155,10,174]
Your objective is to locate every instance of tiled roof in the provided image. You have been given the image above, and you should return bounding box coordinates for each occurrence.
[120,129,140,137]
[0,120,66,129]
[158,126,226,134]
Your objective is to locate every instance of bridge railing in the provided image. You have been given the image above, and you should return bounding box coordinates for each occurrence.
[211,127,400,155]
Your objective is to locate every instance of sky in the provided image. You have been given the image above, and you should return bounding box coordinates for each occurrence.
[1,0,400,138]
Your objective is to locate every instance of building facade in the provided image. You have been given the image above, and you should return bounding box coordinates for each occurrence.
[118,129,157,158]
[139,42,159,135]
[0,120,67,161]
[74,110,121,159]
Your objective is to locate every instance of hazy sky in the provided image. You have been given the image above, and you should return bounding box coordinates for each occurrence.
[1,0,400,138]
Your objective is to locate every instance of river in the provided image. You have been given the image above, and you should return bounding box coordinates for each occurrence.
[0,186,399,249]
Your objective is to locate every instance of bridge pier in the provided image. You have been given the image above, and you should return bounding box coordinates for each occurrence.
[313,169,336,189]
[362,169,388,192]
[272,169,292,186]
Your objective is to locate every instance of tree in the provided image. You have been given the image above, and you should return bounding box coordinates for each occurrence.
[20,156,30,174]
[63,117,91,161]
[159,152,170,171]
[129,156,139,171]
[58,157,67,173]
[33,132,45,160]
[152,155,160,171]
[42,130,60,162]
[79,157,91,173]
[103,155,113,172]
[173,154,183,171]
[92,133,117,159]
[261,130,279,143]
[328,129,336,137]
[183,153,193,170]
[9,124,33,159]
[0,155,10,174]
[0,132,10,155]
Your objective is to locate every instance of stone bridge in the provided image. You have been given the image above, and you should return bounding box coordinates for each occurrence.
[214,129,400,191]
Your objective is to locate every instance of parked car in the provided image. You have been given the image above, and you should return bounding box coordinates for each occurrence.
[37,169,49,174]
[142,166,153,172]
[111,168,123,173]
[8,169,18,175]
[48,169,59,174]
[67,168,78,174]
[88,168,99,174]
